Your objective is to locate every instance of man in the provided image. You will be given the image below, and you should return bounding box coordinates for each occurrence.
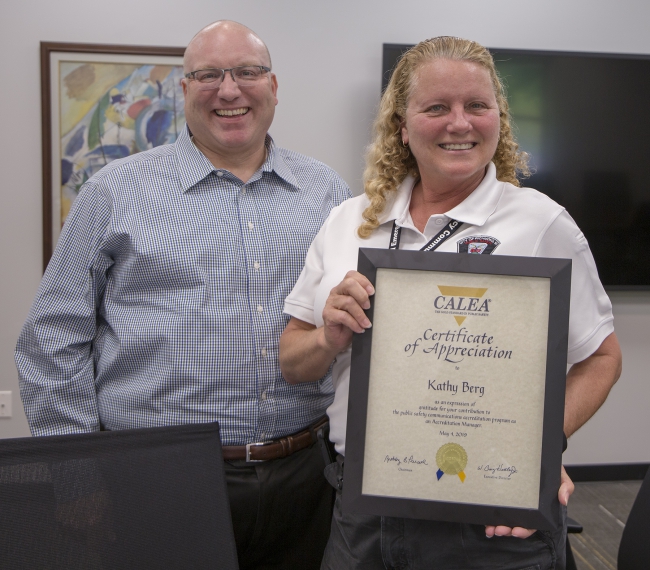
[16,21,350,569]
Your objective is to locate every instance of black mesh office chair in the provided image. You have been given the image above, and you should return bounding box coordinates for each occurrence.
[618,466,650,569]
[0,422,238,569]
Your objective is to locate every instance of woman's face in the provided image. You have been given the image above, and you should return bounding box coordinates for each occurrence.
[401,59,500,189]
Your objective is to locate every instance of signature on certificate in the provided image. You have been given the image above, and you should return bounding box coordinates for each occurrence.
[477,463,518,479]
[384,455,429,472]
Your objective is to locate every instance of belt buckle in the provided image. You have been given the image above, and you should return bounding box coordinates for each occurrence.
[245,441,272,462]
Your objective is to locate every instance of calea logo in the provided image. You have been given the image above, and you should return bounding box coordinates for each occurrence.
[434,286,489,325]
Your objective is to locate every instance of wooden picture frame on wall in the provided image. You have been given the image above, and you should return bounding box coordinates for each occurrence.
[41,42,186,270]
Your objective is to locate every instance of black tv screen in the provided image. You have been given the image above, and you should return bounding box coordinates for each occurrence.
[382,44,650,289]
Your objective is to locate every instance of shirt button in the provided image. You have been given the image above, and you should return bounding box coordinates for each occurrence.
[254,261,260,270]
[248,221,254,230]
[257,305,263,313]
[261,347,267,357]
[241,187,247,194]
[216,171,223,177]
[259,432,266,440]
[261,391,267,400]
[435,219,444,225]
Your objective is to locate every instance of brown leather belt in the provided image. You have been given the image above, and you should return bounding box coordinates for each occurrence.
[222,416,329,462]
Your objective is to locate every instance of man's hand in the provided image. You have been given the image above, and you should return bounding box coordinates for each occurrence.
[484,465,574,538]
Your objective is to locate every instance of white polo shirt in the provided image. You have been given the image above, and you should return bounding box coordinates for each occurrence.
[284,162,614,455]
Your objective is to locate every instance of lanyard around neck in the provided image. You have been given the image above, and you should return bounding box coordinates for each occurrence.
[388,218,463,251]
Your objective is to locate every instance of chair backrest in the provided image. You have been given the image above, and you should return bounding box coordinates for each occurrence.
[618,467,650,569]
[0,422,238,569]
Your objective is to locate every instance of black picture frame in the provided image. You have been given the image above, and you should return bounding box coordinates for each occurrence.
[342,249,571,531]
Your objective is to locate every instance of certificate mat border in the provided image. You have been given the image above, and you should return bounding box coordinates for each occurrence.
[342,250,571,531]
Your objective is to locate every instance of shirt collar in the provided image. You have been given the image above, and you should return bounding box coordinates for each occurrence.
[174,125,299,192]
[380,162,503,228]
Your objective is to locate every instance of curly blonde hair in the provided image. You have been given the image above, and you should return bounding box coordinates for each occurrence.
[359,36,530,238]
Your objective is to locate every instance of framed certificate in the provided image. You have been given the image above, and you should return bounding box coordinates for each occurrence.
[342,249,571,531]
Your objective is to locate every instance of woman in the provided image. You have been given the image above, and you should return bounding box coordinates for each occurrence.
[280,37,621,569]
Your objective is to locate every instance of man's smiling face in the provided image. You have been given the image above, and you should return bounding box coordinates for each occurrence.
[182,22,278,167]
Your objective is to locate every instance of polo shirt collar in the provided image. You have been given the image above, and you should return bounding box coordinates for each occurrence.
[175,125,299,192]
[446,162,503,226]
[381,162,503,229]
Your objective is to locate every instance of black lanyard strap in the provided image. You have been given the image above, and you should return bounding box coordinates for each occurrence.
[389,219,463,251]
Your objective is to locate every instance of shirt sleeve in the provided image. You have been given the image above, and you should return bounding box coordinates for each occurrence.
[15,180,113,435]
[535,210,615,364]
[284,168,351,324]
[284,221,328,326]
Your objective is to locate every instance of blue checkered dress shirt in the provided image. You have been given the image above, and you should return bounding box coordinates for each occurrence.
[16,126,351,444]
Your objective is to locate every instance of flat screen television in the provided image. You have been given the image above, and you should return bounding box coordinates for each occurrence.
[382,44,650,290]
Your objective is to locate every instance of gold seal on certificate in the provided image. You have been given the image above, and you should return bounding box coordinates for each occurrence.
[436,443,467,482]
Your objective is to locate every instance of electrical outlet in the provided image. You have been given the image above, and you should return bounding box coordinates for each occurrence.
[0,391,12,418]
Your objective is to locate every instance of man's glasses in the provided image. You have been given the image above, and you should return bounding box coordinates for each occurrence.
[184,66,271,90]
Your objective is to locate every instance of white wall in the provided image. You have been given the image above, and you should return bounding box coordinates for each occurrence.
[1,0,649,464]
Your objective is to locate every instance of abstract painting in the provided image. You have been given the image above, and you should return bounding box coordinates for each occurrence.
[41,42,186,268]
